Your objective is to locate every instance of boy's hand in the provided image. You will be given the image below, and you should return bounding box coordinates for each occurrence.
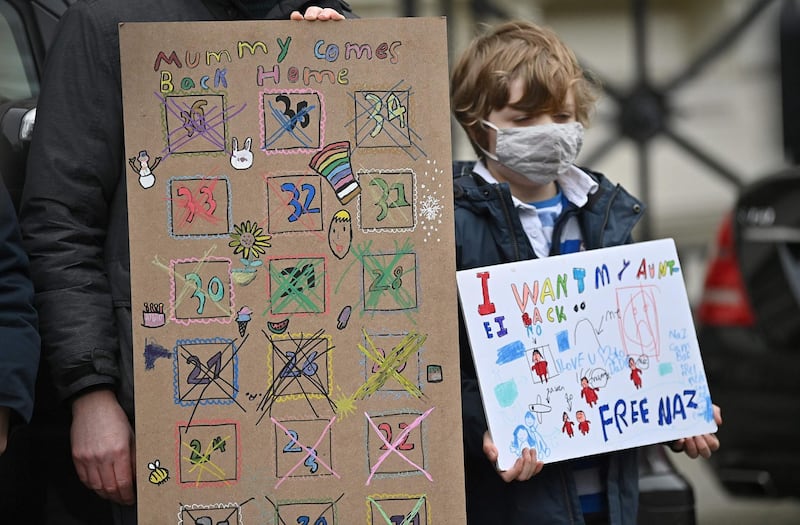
[669,404,722,459]
[290,7,346,21]
[483,430,544,482]
[71,389,137,505]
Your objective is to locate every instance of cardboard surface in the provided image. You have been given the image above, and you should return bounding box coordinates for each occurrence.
[120,18,464,524]
[456,239,717,470]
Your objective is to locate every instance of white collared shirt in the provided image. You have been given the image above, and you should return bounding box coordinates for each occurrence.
[472,162,598,257]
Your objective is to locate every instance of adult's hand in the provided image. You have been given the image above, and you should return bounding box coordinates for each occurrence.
[290,6,346,21]
[71,389,136,505]
[669,404,722,459]
[0,406,9,455]
[483,430,544,482]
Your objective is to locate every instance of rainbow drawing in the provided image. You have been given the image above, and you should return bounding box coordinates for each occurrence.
[309,141,361,204]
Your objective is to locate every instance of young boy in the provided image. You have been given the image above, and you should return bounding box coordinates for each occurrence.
[451,20,722,524]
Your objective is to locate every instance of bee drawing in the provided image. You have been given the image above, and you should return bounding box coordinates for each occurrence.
[147,459,170,485]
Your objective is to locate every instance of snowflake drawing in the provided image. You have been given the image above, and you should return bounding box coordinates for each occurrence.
[420,159,446,243]
[419,194,443,221]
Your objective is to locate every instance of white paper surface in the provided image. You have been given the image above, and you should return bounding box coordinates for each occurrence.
[456,239,717,470]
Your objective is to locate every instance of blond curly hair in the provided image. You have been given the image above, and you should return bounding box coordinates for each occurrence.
[451,20,599,158]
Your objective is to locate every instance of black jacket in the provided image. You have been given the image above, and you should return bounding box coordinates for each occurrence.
[20,0,353,418]
[0,178,39,423]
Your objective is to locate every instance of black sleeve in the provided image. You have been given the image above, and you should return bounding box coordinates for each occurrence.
[19,3,122,403]
[202,0,357,20]
[0,179,39,423]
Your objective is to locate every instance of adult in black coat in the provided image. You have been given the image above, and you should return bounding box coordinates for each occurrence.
[20,2,353,524]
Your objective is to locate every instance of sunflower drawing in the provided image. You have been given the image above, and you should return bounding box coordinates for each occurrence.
[229,220,271,260]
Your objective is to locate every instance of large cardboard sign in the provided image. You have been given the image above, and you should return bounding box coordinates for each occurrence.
[120,18,464,524]
[456,239,717,470]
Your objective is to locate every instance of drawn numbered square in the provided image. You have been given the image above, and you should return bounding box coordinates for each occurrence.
[363,332,421,394]
[354,90,411,148]
[178,502,242,525]
[368,495,427,525]
[268,257,326,314]
[168,176,231,238]
[266,174,324,234]
[274,418,334,479]
[358,170,415,231]
[366,411,426,477]
[164,94,227,155]
[173,338,238,407]
[171,259,233,323]
[262,90,322,153]
[176,422,239,486]
[268,332,332,400]
[275,501,337,525]
[362,252,418,312]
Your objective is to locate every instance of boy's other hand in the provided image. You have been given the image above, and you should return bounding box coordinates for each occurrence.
[670,404,722,459]
[290,7,346,21]
[483,430,544,482]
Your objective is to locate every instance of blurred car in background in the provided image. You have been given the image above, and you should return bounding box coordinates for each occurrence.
[696,168,800,499]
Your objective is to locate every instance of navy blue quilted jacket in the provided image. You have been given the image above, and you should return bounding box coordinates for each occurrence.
[0,179,39,424]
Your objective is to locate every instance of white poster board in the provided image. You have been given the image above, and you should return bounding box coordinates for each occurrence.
[456,239,717,470]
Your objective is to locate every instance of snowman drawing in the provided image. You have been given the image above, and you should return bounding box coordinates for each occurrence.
[128,149,161,189]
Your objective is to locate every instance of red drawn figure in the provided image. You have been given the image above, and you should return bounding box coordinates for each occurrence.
[580,376,599,407]
[576,410,590,436]
[561,411,574,438]
[530,349,548,383]
[628,357,643,389]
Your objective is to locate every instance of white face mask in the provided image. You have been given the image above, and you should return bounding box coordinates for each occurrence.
[479,121,584,185]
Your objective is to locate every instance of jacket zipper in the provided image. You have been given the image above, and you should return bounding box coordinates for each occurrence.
[550,205,580,256]
[493,184,525,261]
[559,465,578,524]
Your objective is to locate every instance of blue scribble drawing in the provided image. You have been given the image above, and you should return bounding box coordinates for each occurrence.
[144,339,172,370]
[700,389,716,422]
[556,330,570,352]
[494,380,518,408]
[496,340,526,365]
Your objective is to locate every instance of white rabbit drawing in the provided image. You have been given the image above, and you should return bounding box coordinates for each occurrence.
[230,136,254,170]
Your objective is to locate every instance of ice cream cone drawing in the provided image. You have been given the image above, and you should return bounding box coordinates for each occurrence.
[309,141,360,204]
[236,306,252,336]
